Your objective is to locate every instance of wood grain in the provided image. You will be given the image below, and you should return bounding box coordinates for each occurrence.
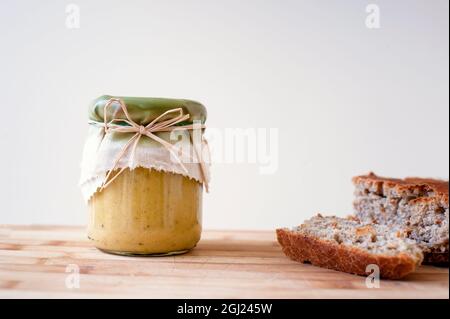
[0,225,448,299]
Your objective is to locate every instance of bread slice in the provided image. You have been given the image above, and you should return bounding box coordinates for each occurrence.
[353,173,449,265]
[277,214,424,279]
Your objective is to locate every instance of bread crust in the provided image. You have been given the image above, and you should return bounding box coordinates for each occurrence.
[276,228,422,280]
[352,172,449,206]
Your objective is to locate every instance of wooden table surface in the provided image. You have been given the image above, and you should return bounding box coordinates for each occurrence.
[0,225,448,299]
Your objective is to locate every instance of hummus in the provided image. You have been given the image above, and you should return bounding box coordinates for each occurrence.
[88,167,202,255]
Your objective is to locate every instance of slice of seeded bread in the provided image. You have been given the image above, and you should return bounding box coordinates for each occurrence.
[276,214,424,279]
[353,173,449,265]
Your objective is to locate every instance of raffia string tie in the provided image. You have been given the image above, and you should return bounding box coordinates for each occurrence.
[99,98,209,192]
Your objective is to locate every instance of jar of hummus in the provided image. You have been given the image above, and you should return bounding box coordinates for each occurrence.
[79,95,210,256]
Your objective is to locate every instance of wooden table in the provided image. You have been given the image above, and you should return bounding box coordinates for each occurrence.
[0,225,448,299]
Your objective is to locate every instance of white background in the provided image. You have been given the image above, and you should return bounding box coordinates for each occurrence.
[0,0,448,229]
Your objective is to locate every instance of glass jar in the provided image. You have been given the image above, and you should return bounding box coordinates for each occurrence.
[82,95,208,256]
[88,168,203,255]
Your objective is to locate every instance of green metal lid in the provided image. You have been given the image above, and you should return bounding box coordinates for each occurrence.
[89,95,207,125]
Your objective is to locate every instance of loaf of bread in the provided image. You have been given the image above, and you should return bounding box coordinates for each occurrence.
[353,173,449,265]
[276,214,423,279]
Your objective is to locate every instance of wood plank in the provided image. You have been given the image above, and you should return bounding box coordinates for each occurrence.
[0,225,447,299]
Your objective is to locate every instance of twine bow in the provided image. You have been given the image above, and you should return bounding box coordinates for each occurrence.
[99,98,209,192]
